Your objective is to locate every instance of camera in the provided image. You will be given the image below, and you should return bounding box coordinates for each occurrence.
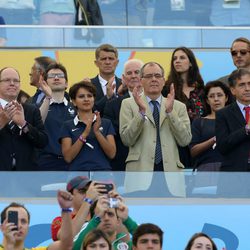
[109,198,119,208]
[95,183,114,194]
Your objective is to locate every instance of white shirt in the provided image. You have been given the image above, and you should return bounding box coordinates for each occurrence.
[98,75,116,96]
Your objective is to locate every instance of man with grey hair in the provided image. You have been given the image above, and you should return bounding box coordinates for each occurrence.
[120,62,191,196]
[216,68,250,196]
[104,58,143,171]
[216,68,250,171]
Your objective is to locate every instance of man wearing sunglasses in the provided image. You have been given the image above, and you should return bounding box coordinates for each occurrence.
[37,62,76,170]
[219,37,250,86]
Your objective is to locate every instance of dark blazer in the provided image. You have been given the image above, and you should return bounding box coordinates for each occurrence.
[91,75,122,116]
[216,102,250,171]
[0,103,48,170]
[26,88,46,107]
[103,92,129,171]
[28,89,70,107]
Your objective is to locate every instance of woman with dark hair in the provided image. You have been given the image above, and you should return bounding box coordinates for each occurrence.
[162,47,206,168]
[163,46,206,121]
[185,232,218,250]
[82,229,111,250]
[190,80,233,173]
[60,81,116,171]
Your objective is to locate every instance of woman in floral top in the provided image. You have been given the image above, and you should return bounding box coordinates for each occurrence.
[162,46,206,168]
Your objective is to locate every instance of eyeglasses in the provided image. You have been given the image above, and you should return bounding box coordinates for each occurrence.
[142,73,163,79]
[0,78,20,84]
[47,73,65,79]
[231,49,250,57]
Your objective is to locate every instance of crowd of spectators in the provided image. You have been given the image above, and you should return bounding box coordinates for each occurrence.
[0,175,220,249]
[1,39,250,197]
[0,2,249,249]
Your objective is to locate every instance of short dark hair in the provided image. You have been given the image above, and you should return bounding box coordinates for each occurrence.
[204,80,233,114]
[34,56,56,73]
[228,68,250,87]
[95,44,118,59]
[140,62,165,78]
[82,229,111,250]
[132,223,164,247]
[185,232,218,250]
[44,62,68,82]
[0,67,20,81]
[1,202,30,224]
[69,81,96,100]
[231,37,250,50]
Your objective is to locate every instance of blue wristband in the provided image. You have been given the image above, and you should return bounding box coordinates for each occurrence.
[61,208,72,213]
[83,197,93,205]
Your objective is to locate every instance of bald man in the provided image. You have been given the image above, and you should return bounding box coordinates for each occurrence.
[0,67,48,170]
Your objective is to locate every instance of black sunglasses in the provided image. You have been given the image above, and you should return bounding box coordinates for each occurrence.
[231,49,250,57]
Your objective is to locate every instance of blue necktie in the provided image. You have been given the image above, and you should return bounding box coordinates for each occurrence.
[151,101,162,164]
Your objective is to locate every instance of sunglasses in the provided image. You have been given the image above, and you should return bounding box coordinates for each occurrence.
[231,49,250,57]
[47,73,65,79]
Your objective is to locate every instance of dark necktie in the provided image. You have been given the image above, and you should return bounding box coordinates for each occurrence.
[244,106,250,125]
[151,100,162,164]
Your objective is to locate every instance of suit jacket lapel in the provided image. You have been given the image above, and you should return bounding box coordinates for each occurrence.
[141,95,154,124]
[160,97,166,127]
[231,102,245,126]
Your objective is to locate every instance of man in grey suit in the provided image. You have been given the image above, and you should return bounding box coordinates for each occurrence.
[219,37,250,86]
[119,62,191,197]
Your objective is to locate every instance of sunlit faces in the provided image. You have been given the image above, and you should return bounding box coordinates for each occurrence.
[231,74,250,105]
[122,61,142,92]
[95,51,119,76]
[6,207,29,242]
[141,64,165,96]
[0,68,20,101]
[133,234,162,250]
[231,41,250,68]
[190,236,213,250]
[98,208,119,236]
[206,87,228,112]
[173,50,191,74]
[46,69,67,91]
[86,237,110,250]
[72,87,95,112]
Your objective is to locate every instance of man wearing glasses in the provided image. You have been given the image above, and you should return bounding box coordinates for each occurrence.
[219,37,250,86]
[0,67,48,170]
[37,62,76,170]
[120,62,191,197]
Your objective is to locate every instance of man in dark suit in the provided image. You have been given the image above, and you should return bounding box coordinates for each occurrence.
[91,44,122,116]
[103,59,143,171]
[216,68,250,196]
[0,67,48,170]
